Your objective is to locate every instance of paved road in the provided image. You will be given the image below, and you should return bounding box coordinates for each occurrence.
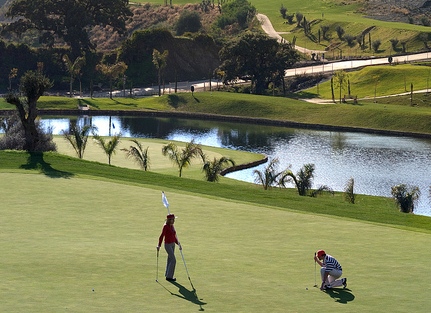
[256,13,431,77]
[285,52,431,77]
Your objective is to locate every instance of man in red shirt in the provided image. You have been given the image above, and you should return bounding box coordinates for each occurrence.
[157,214,182,281]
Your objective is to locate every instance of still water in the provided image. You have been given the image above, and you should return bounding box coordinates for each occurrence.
[41,115,431,217]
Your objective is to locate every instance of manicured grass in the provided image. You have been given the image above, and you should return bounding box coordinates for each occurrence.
[304,64,431,100]
[1,150,429,234]
[1,152,430,312]
[53,136,264,181]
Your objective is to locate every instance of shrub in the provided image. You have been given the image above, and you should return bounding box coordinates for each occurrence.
[335,25,345,40]
[0,113,56,152]
[391,184,420,213]
[372,39,381,52]
[175,11,202,36]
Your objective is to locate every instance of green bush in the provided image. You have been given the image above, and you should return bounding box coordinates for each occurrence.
[175,11,202,35]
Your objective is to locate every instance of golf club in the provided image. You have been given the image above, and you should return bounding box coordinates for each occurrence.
[156,248,159,282]
[180,248,195,290]
[314,252,318,287]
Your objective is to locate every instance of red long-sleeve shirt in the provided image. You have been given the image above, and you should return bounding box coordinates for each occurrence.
[158,224,178,246]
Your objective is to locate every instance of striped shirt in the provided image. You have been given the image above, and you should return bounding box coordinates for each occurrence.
[323,255,342,272]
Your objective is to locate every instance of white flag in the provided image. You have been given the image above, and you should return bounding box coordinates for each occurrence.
[162,191,169,209]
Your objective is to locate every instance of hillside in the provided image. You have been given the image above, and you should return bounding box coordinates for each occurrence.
[90,3,221,52]
[360,0,431,23]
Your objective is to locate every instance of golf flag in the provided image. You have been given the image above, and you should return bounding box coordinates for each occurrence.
[162,191,170,211]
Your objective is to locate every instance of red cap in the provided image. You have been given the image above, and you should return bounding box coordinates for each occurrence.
[167,214,175,219]
[316,250,326,258]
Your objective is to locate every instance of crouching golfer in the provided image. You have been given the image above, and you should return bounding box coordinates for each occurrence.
[157,214,182,282]
[314,250,347,291]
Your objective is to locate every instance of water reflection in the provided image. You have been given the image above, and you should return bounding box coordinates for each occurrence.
[39,115,431,217]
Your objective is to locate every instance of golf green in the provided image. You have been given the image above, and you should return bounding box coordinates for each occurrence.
[1,172,430,312]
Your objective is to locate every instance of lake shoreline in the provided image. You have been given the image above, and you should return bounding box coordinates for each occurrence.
[33,108,431,140]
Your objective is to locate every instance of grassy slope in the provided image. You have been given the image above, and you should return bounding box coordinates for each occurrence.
[1,152,430,312]
[1,150,429,233]
[303,64,431,99]
[1,89,429,136]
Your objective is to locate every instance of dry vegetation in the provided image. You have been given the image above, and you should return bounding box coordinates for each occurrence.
[358,0,431,24]
[90,3,221,52]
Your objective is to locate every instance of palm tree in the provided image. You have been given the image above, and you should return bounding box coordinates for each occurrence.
[61,121,96,159]
[202,155,235,182]
[391,184,421,213]
[93,133,122,165]
[253,158,282,190]
[8,68,18,91]
[162,140,203,177]
[280,163,315,196]
[152,49,169,97]
[121,139,150,171]
[333,70,349,103]
[62,54,86,97]
[344,177,356,204]
[96,61,128,99]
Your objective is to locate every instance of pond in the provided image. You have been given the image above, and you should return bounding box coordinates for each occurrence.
[40,115,431,217]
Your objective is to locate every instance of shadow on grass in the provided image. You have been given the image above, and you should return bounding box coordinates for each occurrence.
[325,288,355,304]
[80,98,98,109]
[193,95,200,103]
[160,280,206,310]
[20,152,73,178]
[293,91,320,99]
[167,94,188,108]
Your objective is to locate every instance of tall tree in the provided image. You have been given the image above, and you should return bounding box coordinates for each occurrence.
[218,31,298,94]
[8,68,18,91]
[152,49,169,97]
[96,61,128,99]
[63,54,86,97]
[333,70,348,103]
[5,0,132,57]
[4,67,53,152]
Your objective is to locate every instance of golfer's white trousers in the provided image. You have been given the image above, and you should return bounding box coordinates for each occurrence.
[320,268,343,287]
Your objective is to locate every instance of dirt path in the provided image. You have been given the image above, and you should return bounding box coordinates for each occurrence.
[256,13,326,55]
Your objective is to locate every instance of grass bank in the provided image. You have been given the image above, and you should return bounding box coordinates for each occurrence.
[1,150,429,233]
[1,87,430,136]
[303,64,431,100]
